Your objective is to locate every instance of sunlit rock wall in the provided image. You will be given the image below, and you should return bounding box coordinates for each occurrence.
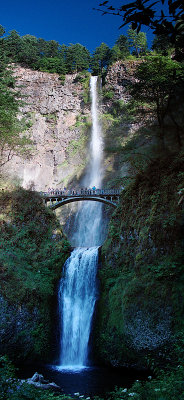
[2,66,91,191]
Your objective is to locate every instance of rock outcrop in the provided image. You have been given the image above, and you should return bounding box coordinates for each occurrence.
[1,61,141,192]
[22,372,60,390]
[94,154,184,368]
[2,66,91,191]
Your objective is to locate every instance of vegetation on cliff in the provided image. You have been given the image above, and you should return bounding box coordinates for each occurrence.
[0,48,31,167]
[92,41,184,397]
[0,356,73,400]
[0,187,70,363]
[0,23,150,76]
[94,147,184,382]
[96,0,184,61]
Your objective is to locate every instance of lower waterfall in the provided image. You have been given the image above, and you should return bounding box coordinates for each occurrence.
[58,247,99,368]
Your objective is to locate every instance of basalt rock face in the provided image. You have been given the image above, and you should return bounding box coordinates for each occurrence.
[2,66,91,191]
[0,188,71,363]
[104,60,140,103]
[1,62,141,192]
[94,154,184,368]
[0,296,41,362]
[100,60,143,189]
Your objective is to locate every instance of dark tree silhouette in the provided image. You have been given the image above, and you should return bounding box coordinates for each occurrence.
[94,0,184,58]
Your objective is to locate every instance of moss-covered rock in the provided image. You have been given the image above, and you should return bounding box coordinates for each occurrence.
[94,151,184,368]
[0,188,71,363]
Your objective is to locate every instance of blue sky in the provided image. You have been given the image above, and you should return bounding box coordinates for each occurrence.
[1,0,158,53]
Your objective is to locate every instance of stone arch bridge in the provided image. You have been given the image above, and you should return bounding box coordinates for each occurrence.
[41,189,121,209]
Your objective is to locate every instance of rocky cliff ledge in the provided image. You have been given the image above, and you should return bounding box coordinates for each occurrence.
[2,66,91,191]
[94,153,184,369]
[1,62,142,192]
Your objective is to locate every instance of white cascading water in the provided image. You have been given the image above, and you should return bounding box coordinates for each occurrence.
[58,247,98,367]
[58,76,103,369]
[72,76,104,247]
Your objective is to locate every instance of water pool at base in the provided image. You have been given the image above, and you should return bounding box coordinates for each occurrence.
[19,365,150,397]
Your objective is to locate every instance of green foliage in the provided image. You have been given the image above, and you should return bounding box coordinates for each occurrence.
[110,99,136,122]
[0,25,5,38]
[0,188,70,361]
[1,30,91,74]
[2,30,22,60]
[0,188,70,305]
[114,35,130,59]
[65,43,90,73]
[152,34,173,56]
[110,45,123,63]
[0,355,17,399]
[128,55,184,146]
[18,34,39,66]
[94,151,184,368]
[44,113,57,123]
[74,71,91,104]
[127,27,148,57]
[96,0,184,60]
[0,58,31,167]
[0,356,74,400]
[97,365,184,400]
[103,90,115,100]
[59,74,66,85]
[67,128,88,156]
[37,57,67,74]
[91,42,111,75]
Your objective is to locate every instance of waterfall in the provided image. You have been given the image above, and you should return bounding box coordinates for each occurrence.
[58,76,103,369]
[72,76,104,247]
[58,248,98,367]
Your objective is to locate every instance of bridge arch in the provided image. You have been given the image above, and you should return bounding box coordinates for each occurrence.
[49,196,117,210]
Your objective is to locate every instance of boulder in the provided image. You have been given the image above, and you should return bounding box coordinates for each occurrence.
[23,372,61,390]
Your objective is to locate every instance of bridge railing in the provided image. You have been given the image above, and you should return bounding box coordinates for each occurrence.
[40,188,121,197]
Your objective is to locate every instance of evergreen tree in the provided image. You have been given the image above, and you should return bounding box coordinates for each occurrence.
[44,40,60,58]
[0,30,31,167]
[17,34,39,67]
[37,37,49,57]
[37,56,66,74]
[127,27,148,57]
[65,43,90,73]
[152,34,173,56]
[0,25,5,37]
[3,30,22,61]
[91,42,111,74]
[110,45,123,63]
[115,34,130,58]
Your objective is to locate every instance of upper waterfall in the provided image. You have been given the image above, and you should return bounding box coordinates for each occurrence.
[88,76,103,188]
[71,76,104,247]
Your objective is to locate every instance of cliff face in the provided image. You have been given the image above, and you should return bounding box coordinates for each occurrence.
[94,153,184,368]
[1,62,140,192]
[0,188,70,363]
[1,66,91,191]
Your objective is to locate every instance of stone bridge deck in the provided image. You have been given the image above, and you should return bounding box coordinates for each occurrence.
[40,189,121,209]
